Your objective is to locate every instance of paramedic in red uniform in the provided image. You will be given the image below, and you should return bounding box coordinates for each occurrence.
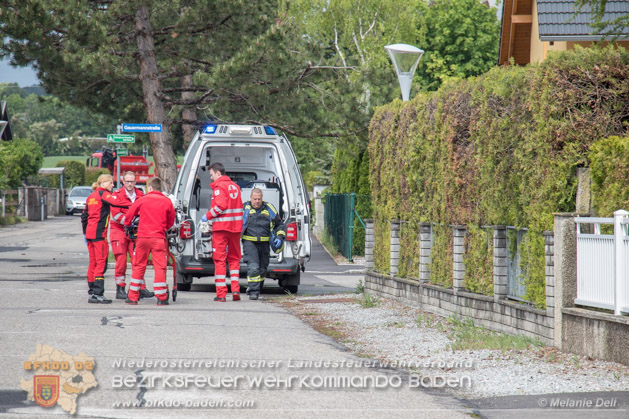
[109,171,154,300]
[82,174,128,304]
[124,177,175,306]
[201,162,244,302]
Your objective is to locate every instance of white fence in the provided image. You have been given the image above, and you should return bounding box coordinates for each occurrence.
[575,210,629,315]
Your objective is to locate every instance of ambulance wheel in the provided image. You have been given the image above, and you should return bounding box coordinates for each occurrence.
[283,285,298,294]
[176,271,192,291]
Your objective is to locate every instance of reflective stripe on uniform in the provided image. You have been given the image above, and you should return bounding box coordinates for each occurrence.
[153,282,167,288]
[242,235,270,242]
[213,215,243,222]
[129,278,142,291]
[230,270,239,276]
[154,289,168,295]
[215,283,228,287]
[223,208,243,214]
[210,207,221,217]
[247,275,264,283]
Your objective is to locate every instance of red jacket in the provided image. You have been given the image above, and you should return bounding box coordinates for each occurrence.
[124,191,175,239]
[205,175,243,233]
[84,188,128,241]
[110,187,145,242]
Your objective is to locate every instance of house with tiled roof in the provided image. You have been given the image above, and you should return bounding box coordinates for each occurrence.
[499,0,629,65]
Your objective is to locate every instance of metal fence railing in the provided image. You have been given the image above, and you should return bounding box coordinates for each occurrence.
[506,227,527,302]
[324,193,371,262]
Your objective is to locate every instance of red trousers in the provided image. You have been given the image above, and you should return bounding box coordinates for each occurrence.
[128,237,169,302]
[212,231,241,298]
[111,238,140,288]
[87,240,108,295]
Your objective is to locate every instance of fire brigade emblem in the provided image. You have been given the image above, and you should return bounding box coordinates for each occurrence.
[34,375,59,408]
[228,184,238,199]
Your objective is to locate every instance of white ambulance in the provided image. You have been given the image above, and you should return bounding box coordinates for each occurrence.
[170,124,311,294]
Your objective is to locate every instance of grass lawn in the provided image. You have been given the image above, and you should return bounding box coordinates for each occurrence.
[43,155,87,167]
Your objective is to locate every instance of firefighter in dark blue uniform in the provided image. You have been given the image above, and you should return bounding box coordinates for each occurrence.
[241,188,285,300]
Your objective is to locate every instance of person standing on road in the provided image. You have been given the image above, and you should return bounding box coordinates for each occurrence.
[82,174,128,304]
[200,162,244,302]
[241,188,285,300]
[124,177,175,306]
[109,171,154,300]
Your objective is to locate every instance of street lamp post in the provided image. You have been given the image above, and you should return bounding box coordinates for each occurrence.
[385,44,424,102]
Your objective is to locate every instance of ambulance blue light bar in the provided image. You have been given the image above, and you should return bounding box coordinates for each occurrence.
[204,124,217,134]
[264,126,276,135]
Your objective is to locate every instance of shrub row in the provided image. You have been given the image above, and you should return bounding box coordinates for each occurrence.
[368,46,629,307]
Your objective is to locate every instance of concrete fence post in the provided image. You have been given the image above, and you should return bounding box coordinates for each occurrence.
[553,213,579,350]
[419,222,432,283]
[452,225,466,292]
[365,219,375,271]
[544,231,555,318]
[493,226,508,301]
[390,220,401,277]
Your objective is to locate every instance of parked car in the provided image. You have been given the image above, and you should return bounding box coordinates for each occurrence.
[170,124,312,294]
[66,186,92,215]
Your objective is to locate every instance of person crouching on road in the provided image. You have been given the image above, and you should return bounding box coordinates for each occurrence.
[124,177,175,306]
[242,188,285,300]
[109,171,154,300]
[82,174,128,304]
[200,162,243,302]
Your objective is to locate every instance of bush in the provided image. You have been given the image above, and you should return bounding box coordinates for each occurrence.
[589,135,629,216]
[50,160,85,189]
[0,215,24,226]
[369,46,629,307]
[85,168,110,186]
[0,138,43,189]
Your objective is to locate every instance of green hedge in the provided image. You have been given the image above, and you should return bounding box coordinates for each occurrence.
[85,168,110,186]
[369,46,629,307]
[48,160,85,189]
[589,135,629,217]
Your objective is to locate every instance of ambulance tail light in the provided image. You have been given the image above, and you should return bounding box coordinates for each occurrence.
[180,220,193,239]
[286,222,297,241]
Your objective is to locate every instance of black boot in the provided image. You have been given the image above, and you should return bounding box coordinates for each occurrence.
[88,282,94,296]
[116,285,127,300]
[249,293,259,300]
[139,288,155,299]
[89,294,112,304]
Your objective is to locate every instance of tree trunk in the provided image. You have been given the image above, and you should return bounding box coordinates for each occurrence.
[134,5,177,191]
[181,73,198,151]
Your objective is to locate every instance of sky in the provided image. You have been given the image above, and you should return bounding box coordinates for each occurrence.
[0,57,40,87]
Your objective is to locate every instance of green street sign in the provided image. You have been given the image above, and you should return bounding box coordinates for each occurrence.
[116,148,129,156]
[107,134,135,143]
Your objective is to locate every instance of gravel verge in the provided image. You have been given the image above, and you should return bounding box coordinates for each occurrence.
[273,294,629,400]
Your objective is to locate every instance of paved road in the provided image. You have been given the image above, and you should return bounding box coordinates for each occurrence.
[2,216,625,418]
[0,216,473,418]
